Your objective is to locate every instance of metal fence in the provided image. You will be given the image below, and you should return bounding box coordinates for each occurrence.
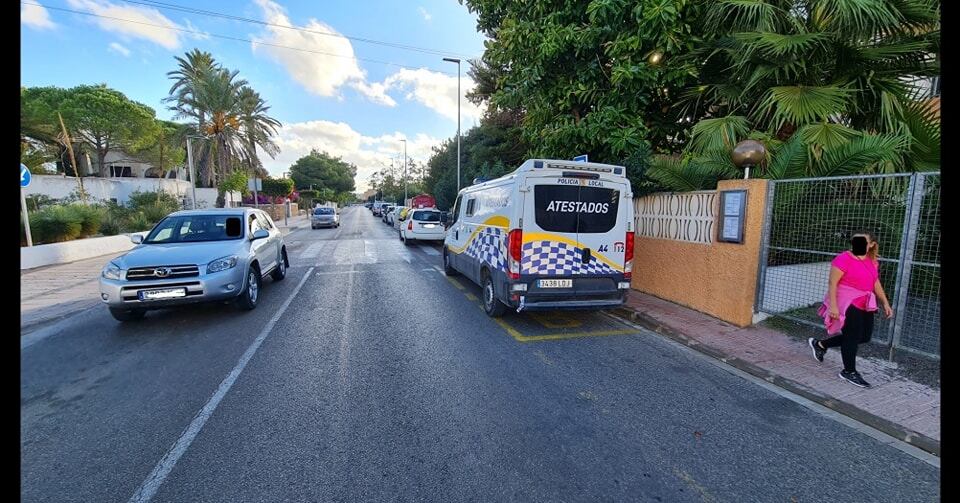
[756,172,940,359]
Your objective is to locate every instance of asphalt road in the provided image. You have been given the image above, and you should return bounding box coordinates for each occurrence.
[21,207,940,502]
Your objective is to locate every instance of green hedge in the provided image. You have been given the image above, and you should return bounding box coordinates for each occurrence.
[32,206,83,243]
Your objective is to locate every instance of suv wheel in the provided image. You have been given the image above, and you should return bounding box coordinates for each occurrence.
[271,250,287,281]
[109,308,146,322]
[238,265,261,311]
[482,273,506,317]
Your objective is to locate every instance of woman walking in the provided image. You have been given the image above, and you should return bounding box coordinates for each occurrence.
[809,230,894,388]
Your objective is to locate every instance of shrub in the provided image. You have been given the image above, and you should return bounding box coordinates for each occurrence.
[127,190,180,215]
[32,205,83,243]
[141,204,172,226]
[70,204,106,237]
[100,213,122,236]
[127,212,152,232]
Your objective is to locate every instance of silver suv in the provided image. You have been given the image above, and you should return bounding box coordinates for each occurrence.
[99,208,288,321]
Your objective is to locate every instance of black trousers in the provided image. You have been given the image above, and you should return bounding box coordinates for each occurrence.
[821,304,875,372]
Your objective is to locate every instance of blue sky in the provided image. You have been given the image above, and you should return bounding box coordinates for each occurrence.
[21,0,487,190]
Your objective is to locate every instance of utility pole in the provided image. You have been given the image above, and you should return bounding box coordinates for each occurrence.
[186,137,198,209]
[443,57,461,192]
[401,138,408,203]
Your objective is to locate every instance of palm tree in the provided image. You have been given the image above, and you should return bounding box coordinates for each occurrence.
[165,49,218,128]
[237,86,281,179]
[650,0,940,190]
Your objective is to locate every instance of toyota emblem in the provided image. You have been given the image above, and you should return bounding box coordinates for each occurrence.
[153,267,172,278]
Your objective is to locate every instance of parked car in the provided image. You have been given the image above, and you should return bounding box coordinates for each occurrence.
[399,208,446,245]
[393,207,410,231]
[311,207,340,229]
[443,158,634,317]
[386,206,405,226]
[381,205,395,223]
[99,208,288,321]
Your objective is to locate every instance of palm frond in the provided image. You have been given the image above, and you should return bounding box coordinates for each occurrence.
[646,156,717,192]
[815,133,905,176]
[687,115,751,153]
[796,122,859,149]
[706,1,785,34]
[766,133,808,178]
[811,0,901,37]
[757,86,851,128]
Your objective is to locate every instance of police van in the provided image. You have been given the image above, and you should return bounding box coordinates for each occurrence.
[443,159,634,317]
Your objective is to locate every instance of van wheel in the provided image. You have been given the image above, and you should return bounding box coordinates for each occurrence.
[443,248,458,276]
[482,273,506,317]
[109,308,146,322]
[403,234,412,246]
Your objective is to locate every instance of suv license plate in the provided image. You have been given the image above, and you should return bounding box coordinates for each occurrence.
[539,279,572,288]
[139,288,187,300]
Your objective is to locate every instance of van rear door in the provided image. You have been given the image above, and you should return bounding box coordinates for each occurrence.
[524,177,626,279]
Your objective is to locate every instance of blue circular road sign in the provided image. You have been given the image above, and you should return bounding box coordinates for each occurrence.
[20,163,31,188]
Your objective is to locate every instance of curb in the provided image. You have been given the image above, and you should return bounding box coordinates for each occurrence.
[608,307,941,458]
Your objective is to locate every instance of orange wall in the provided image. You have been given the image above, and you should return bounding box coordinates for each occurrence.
[630,179,770,327]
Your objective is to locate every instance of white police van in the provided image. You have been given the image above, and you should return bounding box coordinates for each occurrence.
[443,159,634,317]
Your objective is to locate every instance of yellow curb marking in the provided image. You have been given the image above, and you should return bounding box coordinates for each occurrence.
[445,277,466,290]
[465,293,478,301]
[528,311,582,328]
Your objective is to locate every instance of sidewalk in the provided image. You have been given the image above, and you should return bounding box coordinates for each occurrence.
[612,292,940,455]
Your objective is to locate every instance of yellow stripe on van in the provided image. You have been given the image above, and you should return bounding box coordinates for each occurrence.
[523,232,623,271]
[447,215,510,254]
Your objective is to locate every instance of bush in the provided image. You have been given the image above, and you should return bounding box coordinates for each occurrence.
[141,204,172,226]
[32,206,83,243]
[127,212,152,232]
[127,190,180,215]
[70,204,106,237]
[100,213,122,236]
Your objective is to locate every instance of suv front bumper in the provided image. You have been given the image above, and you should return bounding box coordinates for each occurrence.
[99,266,247,309]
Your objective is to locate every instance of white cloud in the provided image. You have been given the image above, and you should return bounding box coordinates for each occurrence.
[22,1,56,30]
[108,42,131,56]
[261,120,443,191]
[66,0,183,49]
[380,68,483,125]
[184,19,210,40]
[418,7,432,22]
[252,0,378,101]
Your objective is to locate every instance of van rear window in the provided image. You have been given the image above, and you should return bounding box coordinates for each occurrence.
[534,185,620,234]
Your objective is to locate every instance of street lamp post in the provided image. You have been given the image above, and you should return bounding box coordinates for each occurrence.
[442,57,461,193]
[401,138,408,204]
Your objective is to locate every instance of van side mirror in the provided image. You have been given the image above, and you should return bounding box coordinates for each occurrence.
[252,229,270,240]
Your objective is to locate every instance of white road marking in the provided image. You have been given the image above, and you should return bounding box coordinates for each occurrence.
[127,266,316,503]
[421,246,440,256]
[315,270,372,276]
[432,265,443,273]
[299,242,324,259]
[363,240,378,263]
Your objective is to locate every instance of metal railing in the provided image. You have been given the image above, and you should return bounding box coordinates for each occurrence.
[756,172,940,359]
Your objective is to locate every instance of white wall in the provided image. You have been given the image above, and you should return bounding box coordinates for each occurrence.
[25,175,238,207]
[21,232,148,270]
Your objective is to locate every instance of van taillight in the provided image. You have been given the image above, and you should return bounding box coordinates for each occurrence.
[507,229,522,279]
[408,220,413,230]
[624,231,634,279]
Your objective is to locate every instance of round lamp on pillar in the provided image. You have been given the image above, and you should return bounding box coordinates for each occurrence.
[731,139,766,179]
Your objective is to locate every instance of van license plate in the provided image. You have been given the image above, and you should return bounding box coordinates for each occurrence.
[539,279,572,288]
[139,288,187,300]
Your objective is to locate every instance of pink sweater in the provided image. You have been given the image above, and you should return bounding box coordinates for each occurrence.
[817,284,878,335]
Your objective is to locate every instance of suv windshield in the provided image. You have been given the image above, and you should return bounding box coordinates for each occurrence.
[144,214,244,243]
[314,208,335,215]
[412,210,441,222]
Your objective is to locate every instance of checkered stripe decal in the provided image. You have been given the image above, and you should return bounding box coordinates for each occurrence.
[521,240,619,276]
[465,226,507,271]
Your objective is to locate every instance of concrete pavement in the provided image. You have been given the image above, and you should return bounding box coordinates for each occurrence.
[21,207,940,502]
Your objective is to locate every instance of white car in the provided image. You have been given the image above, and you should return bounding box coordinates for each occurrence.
[399,208,445,245]
[392,206,409,231]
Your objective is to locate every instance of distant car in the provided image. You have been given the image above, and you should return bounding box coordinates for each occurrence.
[381,205,395,223]
[399,208,445,245]
[386,206,405,226]
[311,207,340,229]
[98,208,288,321]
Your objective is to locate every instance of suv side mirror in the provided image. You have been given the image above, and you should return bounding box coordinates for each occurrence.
[252,229,270,240]
[130,234,143,244]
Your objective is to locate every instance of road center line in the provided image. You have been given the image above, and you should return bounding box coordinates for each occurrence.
[127,266,316,503]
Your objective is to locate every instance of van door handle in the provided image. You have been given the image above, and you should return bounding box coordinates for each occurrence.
[581,247,591,264]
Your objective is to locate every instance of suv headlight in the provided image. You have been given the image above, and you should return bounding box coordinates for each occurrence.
[102,262,123,280]
[207,256,238,273]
